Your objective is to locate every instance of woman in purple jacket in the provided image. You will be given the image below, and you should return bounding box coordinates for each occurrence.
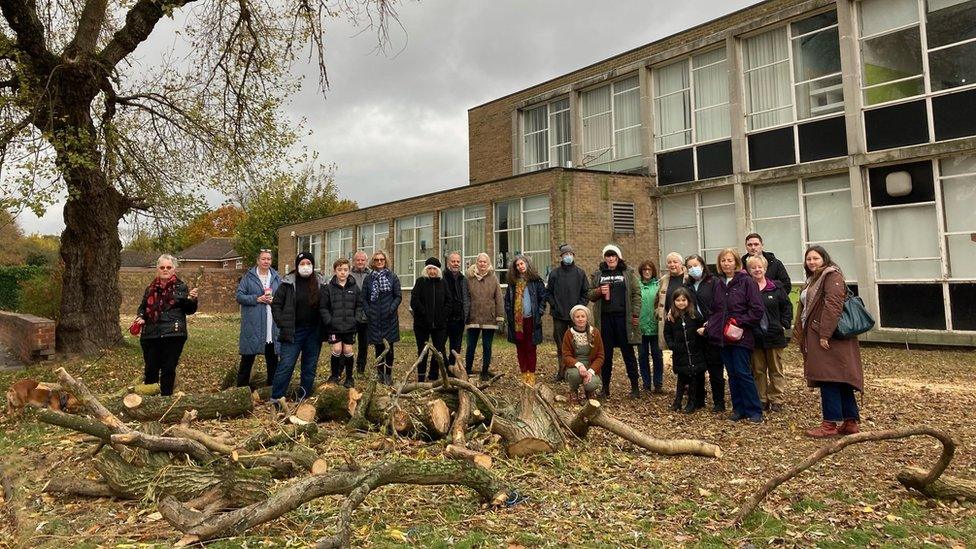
[706,248,765,423]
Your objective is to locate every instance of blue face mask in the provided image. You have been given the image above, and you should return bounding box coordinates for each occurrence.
[688,265,704,279]
[562,255,574,265]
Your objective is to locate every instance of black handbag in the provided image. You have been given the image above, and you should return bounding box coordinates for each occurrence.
[833,289,875,339]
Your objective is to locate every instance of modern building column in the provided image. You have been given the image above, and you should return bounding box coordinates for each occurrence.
[725,33,750,240]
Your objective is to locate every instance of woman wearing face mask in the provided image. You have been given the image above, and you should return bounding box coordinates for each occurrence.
[465,252,505,380]
[684,254,725,412]
[362,250,402,386]
[655,252,687,350]
[270,252,326,403]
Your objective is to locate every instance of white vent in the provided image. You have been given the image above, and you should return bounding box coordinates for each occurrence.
[611,202,636,233]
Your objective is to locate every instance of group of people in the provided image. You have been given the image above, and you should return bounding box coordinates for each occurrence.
[133,232,864,437]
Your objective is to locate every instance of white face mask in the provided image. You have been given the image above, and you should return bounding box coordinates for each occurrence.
[298,265,314,277]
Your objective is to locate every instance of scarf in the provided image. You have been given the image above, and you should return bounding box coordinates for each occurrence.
[474,264,490,280]
[514,278,526,334]
[370,268,393,302]
[146,276,178,323]
[800,265,838,329]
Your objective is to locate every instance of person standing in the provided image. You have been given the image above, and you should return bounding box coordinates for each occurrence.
[350,251,371,375]
[742,233,791,291]
[134,254,199,396]
[796,246,864,438]
[504,255,547,385]
[705,248,765,423]
[684,254,725,412]
[320,258,364,388]
[546,244,589,382]
[588,245,642,399]
[443,252,470,373]
[561,305,604,404]
[655,252,687,349]
[663,287,707,413]
[465,253,505,380]
[234,249,281,388]
[362,250,401,385]
[270,252,325,402]
[411,257,452,381]
[747,255,793,412]
[637,260,664,393]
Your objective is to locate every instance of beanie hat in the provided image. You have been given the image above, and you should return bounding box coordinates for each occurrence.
[296,251,315,267]
[424,257,441,269]
[602,244,622,260]
[558,243,575,256]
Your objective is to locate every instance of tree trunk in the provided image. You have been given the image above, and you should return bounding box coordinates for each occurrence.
[489,384,566,457]
[107,387,253,422]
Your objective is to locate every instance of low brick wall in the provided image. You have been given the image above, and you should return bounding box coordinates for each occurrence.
[0,310,55,362]
[119,268,244,314]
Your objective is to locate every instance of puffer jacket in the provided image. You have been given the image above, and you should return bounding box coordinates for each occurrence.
[755,279,793,349]
[362,269,402,344]
[411,267,452,330]
[137,277,198,339]
[272,271,326,343]
[320,276,364,335]
[706,270,765,350]
[663,315,708,377]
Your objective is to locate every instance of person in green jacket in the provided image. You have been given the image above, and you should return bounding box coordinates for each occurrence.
[637,260,665,393]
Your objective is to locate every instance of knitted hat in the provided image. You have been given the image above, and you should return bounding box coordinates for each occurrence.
[296,252,315,267]
[558,243,575,256]
[569,304,593,325]
[602,244,622,260]
[424,257,441,269]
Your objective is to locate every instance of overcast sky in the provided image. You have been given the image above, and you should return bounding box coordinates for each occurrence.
[18,0,757,235]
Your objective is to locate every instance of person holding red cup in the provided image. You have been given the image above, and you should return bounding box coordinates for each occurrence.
[587,245,642,400]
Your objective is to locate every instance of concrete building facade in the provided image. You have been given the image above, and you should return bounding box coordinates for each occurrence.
[282,0,976,345]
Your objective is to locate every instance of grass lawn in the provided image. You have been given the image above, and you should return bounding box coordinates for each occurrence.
[1,313,975,548]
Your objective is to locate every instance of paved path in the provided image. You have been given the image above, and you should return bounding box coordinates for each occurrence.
[0,343,24,372]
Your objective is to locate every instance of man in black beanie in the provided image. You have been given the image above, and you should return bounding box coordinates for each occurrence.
[546,243,589,382]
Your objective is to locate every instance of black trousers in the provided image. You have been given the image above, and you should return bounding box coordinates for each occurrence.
[552,318,570,373]
[695,344,726,407]
[374,343,394,372]
[414,324,448,380]
[356,322,369,369]
[446,318,465,368]
[236,342,279,387]
[141,337,187,396]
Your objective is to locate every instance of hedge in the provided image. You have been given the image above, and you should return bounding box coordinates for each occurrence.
[0,265,47,310]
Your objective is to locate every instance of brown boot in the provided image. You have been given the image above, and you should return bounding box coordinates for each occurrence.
[839,419,860,435]
[805,421,840,438]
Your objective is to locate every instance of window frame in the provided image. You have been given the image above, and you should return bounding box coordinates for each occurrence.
[325,227,354,272]
[579,74,642,169]
[357,222,389,259]
[652,46,732,153]
[493,194,551,283]
[393,214,434,289]
[440,205,487,268]
[296,233,322,271]
[520,97,571,173]
[657,187,737,269]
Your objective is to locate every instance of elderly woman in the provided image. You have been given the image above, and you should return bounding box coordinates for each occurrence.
[234,249,281,388]
[796,246,864,438]
[362,250,401,385]
[747,254,793,412]
[706,248,765,423]
[465,252,505,380]
[134,254,199,396]
[656,251,687,350]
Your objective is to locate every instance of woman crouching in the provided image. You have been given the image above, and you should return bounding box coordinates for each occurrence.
[562,305,604,404]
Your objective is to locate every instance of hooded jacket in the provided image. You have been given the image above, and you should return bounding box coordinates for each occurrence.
[411,264,453,330]
[588,261,642,345]
[272,271,326,343]
[236,266,281,355]
[320,275,365,335]
[664,314,708,376]
[755,278,793,349]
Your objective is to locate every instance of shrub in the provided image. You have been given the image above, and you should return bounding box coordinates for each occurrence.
[0,265,47,310]
[17,266,62,321]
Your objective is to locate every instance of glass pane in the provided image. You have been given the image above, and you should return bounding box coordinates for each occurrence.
[695,104,731,142]
[792,10,838,36]
[614,75,639,92]
[700,187,734,206]
[939,153,976,176]
[792,27,841,82]
[523,131,548,169]
[553,143,571,168]
[942,175,976,232]
[796,75,844,120]
[524,208,549,226]
[441,209,462,237]
[582,112,612,161]
[743,26,790,69]
[744,63,794,129]
[806,190,854,241]
[926,0,976,49]
[701,204,736,249]
[464,218,485,257]
[395,242,414,284]
[615,126,642,159]
[495,201,520,230]
[524,194,548,211]
[418,214,432,226]
[860,0,919,37]
[358,225,372,248]
[692,47,726,69]
[614,88,641,129]
[862,77,926,105]
[804,173,850,193]
[581,85,611,116]
[551,108,571,148]
[523,105,547,134]
[551,98,569,112]
[947,234,976,278]
[465,205,486,219]
[928,41,976,91]
[654,91,691,149]
[878,259,942,279]
[661,227,698,261]
[525,251,553,278]
[694,60,729,109]
[811,240,857,280]
[875,205,941,264]
[754,217,803,265]
[654,61,690,97]
[442,236,462,260]
[861,27,923,86]
[660,194,697,229]
[753,181,800,218]
[525,221,550,252]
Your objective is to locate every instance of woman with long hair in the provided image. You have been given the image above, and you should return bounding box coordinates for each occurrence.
[684,254,725,411]
[504,254,547,385]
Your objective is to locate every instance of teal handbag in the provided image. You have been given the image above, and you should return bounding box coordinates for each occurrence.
[833,289,875,339]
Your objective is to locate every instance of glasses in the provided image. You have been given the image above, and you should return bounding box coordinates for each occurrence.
[374,258,386,262]
[259,249,272,253]
[158,266,174,270]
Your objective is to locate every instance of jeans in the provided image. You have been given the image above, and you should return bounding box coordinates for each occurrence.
[236,342,278,387]
[819,382,860,422]
[446,319,465,368]
[638,334,664,389]
[141,337,186,396]
[721,345,763,419]
[600,313,639,393]
[552,318,570,373]
[271,326,322,400]
[514,316,537,373]
[355,322,369,370]
[415,324,448,380]
[464,328,495,374]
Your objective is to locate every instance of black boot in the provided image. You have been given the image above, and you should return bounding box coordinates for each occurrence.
[343,355,354,388]
[671,383,685,412]
[683,382,697,414]
[629,380,640,399]
[327,354,341,383]
[384,366,394,386]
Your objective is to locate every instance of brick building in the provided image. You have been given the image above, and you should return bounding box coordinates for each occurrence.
[281,0,976,346]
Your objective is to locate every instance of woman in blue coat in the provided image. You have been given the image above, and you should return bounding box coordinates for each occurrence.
[362,250,401,385]
[504,254,547,385]
[235,249,282,387]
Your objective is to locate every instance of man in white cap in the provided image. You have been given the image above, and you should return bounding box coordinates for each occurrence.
[546,243,589,382]
[587,244,642,399]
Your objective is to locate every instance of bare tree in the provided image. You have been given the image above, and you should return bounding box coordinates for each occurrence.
[0,0,396,352]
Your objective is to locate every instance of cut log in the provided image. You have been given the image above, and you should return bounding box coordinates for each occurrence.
[254,378,328,401]
[295,400,318,423]
[445,444,492,469]
[56,367,133,455]
[311,459,329,475]
[447,362,472,445]
[42,477,116,498]
[315,384,360,423]
[243,423,321,451]
[220,367,268,391]
[29,407,113,442]
[420,399,451,439]
[130,383,160,396]
[111,386,253,422]
[489,384,565,457]
[568,399,603,438]
[576,402,720,458]
[110,432,214,463]
[237,447,319,479]
[898,467,976,502]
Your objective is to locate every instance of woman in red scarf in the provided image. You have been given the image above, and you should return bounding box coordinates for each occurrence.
[134,254,199,395]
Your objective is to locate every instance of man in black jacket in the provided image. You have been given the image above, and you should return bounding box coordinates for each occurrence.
[546,244,589,382]
[443,252,470,373]
[743,233,792,290]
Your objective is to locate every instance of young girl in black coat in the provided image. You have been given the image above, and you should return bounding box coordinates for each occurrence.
[663,287,708,413]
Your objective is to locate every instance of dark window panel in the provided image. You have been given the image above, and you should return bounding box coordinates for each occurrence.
[949,283,976,331]
[696,140,733,179]
[864,100,929,151]
[867,161,935,207]
[748,127,795,170]
[878,284,946,330]
[933,89,976,141]
[656,148,695,186]
[798,116,848,162]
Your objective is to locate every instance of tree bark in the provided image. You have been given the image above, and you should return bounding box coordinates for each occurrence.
[489,384,565,457]
[897,466,976,502]
[108,386,253,422]
[580,402,721,458]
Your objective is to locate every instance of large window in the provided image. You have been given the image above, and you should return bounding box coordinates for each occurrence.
[658,187,737,269]
[296,234,322,272]
[440,206,486,268]
[357,222,389,258]
[750,174,856,282]
[522,99,571,172]
[494,195,550,283]
[580,75,641,171]
[394,214,433,287]
[325,227,354,273]
[653,48,731,150]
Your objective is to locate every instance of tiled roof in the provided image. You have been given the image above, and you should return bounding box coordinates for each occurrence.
[179,237,238,261]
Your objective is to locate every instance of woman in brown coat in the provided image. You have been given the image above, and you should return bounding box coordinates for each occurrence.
[795,245,864,438]
[465,252,505,380]
[562,305,605,404]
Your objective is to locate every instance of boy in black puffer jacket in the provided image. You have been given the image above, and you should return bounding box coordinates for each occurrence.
[320,258,365,388]
[410,257,453,381]
[663,287,708,413]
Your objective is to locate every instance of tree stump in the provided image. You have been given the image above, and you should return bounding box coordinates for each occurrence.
[490,384,565,457]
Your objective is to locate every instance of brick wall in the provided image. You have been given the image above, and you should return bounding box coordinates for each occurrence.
[119,268,245,314]
[0,311,55,363]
